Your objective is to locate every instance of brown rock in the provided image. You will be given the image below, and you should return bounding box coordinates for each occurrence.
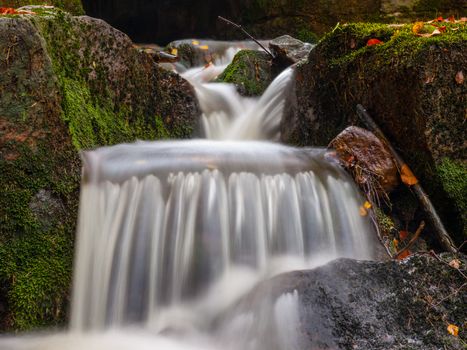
[329,126,399,194]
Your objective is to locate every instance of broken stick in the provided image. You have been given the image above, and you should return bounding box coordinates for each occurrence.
[356,104,457,253]
[217,16,275,59]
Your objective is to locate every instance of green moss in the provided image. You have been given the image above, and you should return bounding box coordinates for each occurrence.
[217,50,272,96]
[436,158,467,236]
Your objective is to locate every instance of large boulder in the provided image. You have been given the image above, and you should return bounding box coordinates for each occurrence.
[0,7,199,331]
[219,254,466,349]
[217,49,273,96]
[281,23,466,245]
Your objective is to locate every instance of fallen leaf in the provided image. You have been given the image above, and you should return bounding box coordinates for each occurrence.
[399,230,409,240]
[396,250,411,260]
[401,164,418,186]
[438,26,447,33]
[447,324,459,337]
[447,15,455,23]
[448,259,461,269]
[171,48,178,56]
[0,7,35,15]
[359,206,368,216]
[393,238,399,249]
[412,22,425,34]
[417,28,441,38]
[364,201,372,209]
[455,71,464,84]
[199,45,209,50]
[436,16,444,22]
[367,38,383,46]
[192,40,200,45]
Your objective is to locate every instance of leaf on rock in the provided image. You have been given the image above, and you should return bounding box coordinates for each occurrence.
[396,250,411,260]
[171,48,178,56]
[367,38,383,46]
[455,71,464,84]
[192,40,200,45]
[412,22,425,34]
[400,164,418,186]
[0,7,35,15]
[364,201,372,209]
[447,324,459,337]
[448,259,461,269]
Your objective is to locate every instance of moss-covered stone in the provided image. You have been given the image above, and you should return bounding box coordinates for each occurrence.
[217,49,272,96]
[0,7,199,332]
[282,22,466,245]
[1,0,84,15]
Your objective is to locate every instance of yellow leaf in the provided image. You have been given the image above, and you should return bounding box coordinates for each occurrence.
[199,45,209,50]
[401,164,418,186]
[171,48,178,56]
[393,238,399,249]
[448,259,461,269]
[412,22,425,34]
[359,206,368,216]
[192,40,200,45]
[447,324,459,337]
[364,201,372,209]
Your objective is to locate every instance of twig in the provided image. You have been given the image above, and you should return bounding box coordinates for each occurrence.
[217,16,275,59]
[356,104,457,253]
[394,221,425,259]
[433,282,466,306]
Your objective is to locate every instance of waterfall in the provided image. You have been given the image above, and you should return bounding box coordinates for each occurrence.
[0,41,376,350]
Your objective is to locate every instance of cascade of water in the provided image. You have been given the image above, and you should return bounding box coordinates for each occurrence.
[71,141,374,332]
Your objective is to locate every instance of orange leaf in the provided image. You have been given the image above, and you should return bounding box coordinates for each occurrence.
[436,16,444,22]
[447,15,455,23]
[392,238,399,249]
[359,206,368,216]
[448,259,461,269]
[367,38,383,46]
[364,201,372,209]
[396,250,411,260]
[0,7,35,15]
[412,22,425,34]
[447,324,459,337]
[399,230,409,241]
[400,164,418,186]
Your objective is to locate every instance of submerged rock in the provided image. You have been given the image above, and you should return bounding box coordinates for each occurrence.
[282,23,466,244]
[0,7,199,331]
[217,49,273,96]
[221,254,466,349]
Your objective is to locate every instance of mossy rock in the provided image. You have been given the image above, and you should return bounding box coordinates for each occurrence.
[1,0,84,15]
[217,49,272,96]
[282,22,466,245]
[0,7,200,331]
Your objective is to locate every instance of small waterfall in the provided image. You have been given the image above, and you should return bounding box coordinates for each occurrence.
[71,141,375,332]
[0,41,376,350]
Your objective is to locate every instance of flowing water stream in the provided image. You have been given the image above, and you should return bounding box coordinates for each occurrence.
[1,41,376,350]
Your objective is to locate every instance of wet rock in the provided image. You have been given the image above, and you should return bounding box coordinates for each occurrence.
[269,35,314,67]
[221,254,466,349]
[282,23,467,244]
[0,6,199,331]
[329,126,399,194]
[217,49,273,96]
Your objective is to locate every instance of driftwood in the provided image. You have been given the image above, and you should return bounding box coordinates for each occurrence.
[217,16,275,59]
[356,104,457,253]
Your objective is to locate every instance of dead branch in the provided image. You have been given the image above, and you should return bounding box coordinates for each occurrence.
[217,16,275,59]
[394,221,425,259]
[356,104,457,253]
